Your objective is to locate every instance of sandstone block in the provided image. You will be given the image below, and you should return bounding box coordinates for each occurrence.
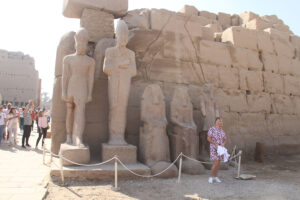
[257,31,275,54]
[272,39,295,59]
[222,27,258,50]
[265,28,290,42]
[218,12,231,29]
[123,9,150,29]
[201,63,219,87]
[238,113,267,136]
[215,89,248,112]
[55,32,76,77]
[200,26,214,41]
[101,144,137,163]
[231,14,241,26]
[291,60,300,77]
[60,143,90,166]
[199,40,232,66]
[63,0,128,18]
[261,53,279,73]
[239,12,259,24]
[267,114,300,137]
[245,18,271,31]
[179,5,199,16]
[290,35,300,59]
[239,70,264,92]
[151,161,178,178]
[277,56,293,75]
[51,77,66,122]
[247,93,271,113]
[230,47,263,70]
[293,96,300,115]
[284,75,300,96]
[199,11,217,20]
[51,121,66,155]
[218,66,239,90]
[80,9,114,42]
[263,72,284,94]
[182,159,205,175]
[262,15,282,25]
[273,23,291,33]
[271,94,295,115]
[214,32,222,42]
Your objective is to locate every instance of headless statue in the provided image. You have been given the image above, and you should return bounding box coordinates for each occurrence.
[103,20,137,145]
[62,28,95,147]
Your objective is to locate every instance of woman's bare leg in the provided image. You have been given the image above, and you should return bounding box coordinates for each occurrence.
[211,160,220,177]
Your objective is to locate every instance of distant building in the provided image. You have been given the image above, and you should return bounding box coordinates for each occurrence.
[0,49,41,107]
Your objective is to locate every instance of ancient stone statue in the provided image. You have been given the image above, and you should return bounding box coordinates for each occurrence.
[62,28,95,147]
[139,84,178,178]
[199,83,220,159]
[103,20,137,145]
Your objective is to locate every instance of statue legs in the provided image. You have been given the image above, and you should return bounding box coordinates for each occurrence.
[72,103,86,147]
[66,102,74,144]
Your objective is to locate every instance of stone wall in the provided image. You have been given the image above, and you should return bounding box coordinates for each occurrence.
[0,50,40,106]
[51,3,300,159]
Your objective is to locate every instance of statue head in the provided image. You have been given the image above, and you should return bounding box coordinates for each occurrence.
[172,86,191,108]
[116,20,129,48]
[142,84,164,105]
[203,83,215,97]
[74,28,89,55]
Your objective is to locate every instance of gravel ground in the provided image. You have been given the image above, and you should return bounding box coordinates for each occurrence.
[45,155,300,200]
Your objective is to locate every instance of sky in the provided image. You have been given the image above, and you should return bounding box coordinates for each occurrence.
[0,0,299,97]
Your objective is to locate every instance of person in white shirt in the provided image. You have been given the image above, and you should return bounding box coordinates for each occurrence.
[7,107,20,146]
[0,106,7,144]
[36,111,48,148]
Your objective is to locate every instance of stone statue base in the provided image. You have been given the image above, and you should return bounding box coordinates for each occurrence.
[182,159,205,175]
[59,143,90,166]
[151,161,178,178]
[101,143,137,163]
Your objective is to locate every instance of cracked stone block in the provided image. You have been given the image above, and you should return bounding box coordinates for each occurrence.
[218,12,231,29]
[216,89,248,112]
[222,27,258,51]
[199,40,232,66]
[80,9,114,42]
[201,63,219,87]
[239,12,259,24]
[291,59,300,77]
[290,35,300,60]
[257,31,275,54]
[239,69,264,92]
[231,14,241,26]
[247,93,271,113]
[261,53,279,73]
[218,66,239,90]
[263,72,284,94]
[271,94,295,115]
[245,18,271,31]
[123,9,150,29]
[284,75,300,96]
[63,0,128,18]
[230,47,263,70]
[199,11,217,20]
[179,5,199,16]
[278,56,293,75]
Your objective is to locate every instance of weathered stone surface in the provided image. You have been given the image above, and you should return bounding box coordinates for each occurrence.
[284,75,300,96]
[60,143,90,166]
[263,72,284,94]
[218,12,231,29]
[245,18,271,31]
[271,94,295,115]
[247,93,271,113]
[179,5,199,16]
[222,27,258,50]
[205,23,222,35]
[257,31,275,54]
[238,113,267,136]
[239,70,264,92]
[231,14,241,26]
[273,23,291,33]
[199,40,231,66]
[80,9,114,42]
[215,89,248,112]
[63,0,128,18]
[51,77,66,122]
[200,26,214,41]
[230,47,263,70]
[291,60,300,77]
[51,121,66,155]
[201,64,219,87]
[199,11,217,20]
[123,9,150,29]
[55,32,75,77]
[151,161,178,178]
[290,35,300,60]
[239,12,259,24]
[101,144,137,163]
[182,159,205,175]
[293,96,300,115]
[261,53,279,73]
[277,56,293,75]
[218,66,239,90]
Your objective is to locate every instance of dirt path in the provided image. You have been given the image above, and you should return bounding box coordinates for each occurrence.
[45,154,300,200]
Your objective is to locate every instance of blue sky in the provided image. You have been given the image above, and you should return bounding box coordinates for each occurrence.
[0,0,299,96]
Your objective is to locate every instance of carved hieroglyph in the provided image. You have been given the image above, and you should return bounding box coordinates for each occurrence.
[170,87,198,158]
[103,20,137,145]
[62,28,95,147]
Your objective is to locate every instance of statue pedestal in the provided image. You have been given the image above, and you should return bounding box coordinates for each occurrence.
[101,143,137,163]
[59,143,90,166]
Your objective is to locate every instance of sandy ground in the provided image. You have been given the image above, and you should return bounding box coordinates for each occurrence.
[45,154,300,200]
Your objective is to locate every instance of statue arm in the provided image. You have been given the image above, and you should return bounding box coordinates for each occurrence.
[200,97,206,117]
[87,59,96,102]
[214,102,220,117]
[103,51,116,76]
[129,52,137,77]
[62,57,70,100]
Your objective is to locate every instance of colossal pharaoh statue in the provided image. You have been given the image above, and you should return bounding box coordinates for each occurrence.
[62,28,95,147]
[103,20,137,146]
[139,84,178,177]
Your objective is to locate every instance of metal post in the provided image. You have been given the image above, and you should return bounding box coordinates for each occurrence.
[43,144,45,165]
[59,154,65,185]
[237,150,242,178]
[114,157,118,190]
[177,153,183,183]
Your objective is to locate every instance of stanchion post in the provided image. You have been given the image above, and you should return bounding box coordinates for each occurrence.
[177,153,183,183]
[237,150,242,178]
[59,154,65,185]
[114,156,118,190]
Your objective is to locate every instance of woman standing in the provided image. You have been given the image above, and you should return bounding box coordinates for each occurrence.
[36,111,48,149]
[207,117,227,183]
[7,108,20,146]
[0,106,7,145]
[19,108,24,131]
[22,100,34,148]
